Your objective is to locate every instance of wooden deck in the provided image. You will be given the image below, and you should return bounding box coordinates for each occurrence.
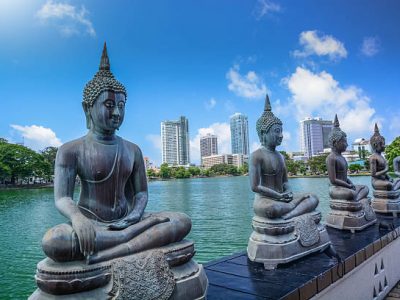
[204,215,400,300]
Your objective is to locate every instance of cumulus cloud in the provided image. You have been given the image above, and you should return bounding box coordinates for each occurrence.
[190,123,231,164]
[204,98,217,110]
[10,124,62,150]
[36,0,95,37]
[254,0,281,20]
[146,134,161,150]
[361,36,380,57]
[284,67,378,136]
[227,65,267,99]
[293,30,347,61]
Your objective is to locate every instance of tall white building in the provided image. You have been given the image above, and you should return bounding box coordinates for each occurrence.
[161,116,190,166]
[200,134,218,163]
[300,117,333,158]
[230,113,249,155]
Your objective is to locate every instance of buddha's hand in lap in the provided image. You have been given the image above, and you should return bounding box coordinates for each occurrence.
[71,215,96,257]
[279,191,293,202]
[108,214,142,230]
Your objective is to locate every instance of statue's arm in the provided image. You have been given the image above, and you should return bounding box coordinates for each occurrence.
[371,156,389,178]
[54,145,96,256]
[282,157,291,193]
[327,157,353,188]
[394,157,400,176]
[249,154,286,201]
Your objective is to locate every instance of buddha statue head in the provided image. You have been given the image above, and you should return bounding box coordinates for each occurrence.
[256,94,283,148]
[328,114,348,153]
[82,43,127,132]
[370,123,385,153]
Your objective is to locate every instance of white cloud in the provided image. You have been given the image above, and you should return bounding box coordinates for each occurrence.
[284,67,378,136]
[361,37,380,57]
[190,123,231,164]
[146,134,161,150]
[293,30,347,61]
[204,98,217,110]
[254,0,281,20]
[36,0,95,37]
[10,124,62,150]
[227,65,267,99]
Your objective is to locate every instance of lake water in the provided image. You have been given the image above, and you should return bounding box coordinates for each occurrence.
[0,175,372,299]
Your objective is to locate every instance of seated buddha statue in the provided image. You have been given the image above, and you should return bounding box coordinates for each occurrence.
[370,124,400,191]
[369,124,400,216]
[250,96,319,220]
[247,95,330,269]
[32,44,207,299]
[325,115,376,231]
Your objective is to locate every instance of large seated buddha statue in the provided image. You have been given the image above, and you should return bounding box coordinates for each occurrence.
[247,95,330,270]
[325,115,376,232]
[30,44,208,300]
[370,124,400,216]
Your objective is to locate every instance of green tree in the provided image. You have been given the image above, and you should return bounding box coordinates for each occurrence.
[41,146,58,177]
[188,166,201,176]
[286,159,299,175]
[307,154,329,175]
[147,168,158,178]
[385,136,400,172]
[279,151,290,161]
[349,164,362,173]
[159,163,171,179]
[239,162,249,175]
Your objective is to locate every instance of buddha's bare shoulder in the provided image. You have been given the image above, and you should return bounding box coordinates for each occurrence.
[56,137,85,163]
[120,138,143,156]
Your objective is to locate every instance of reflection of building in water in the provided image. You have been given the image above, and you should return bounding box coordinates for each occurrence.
[230,113,249,155]
[200,134,218,164]
[202,153,248,169]
[161,116,190,166]
[352,138,372,158]
[300,117,333,158]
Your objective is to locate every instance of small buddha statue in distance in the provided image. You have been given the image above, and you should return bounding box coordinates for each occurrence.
[370,124,400,191]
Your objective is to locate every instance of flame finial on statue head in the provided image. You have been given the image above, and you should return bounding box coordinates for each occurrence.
[99,42,110,71]
[256,94,282,138]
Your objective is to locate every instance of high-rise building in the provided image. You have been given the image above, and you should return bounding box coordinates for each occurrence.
[230,113,249,155]
[161,116,190,166]
[200,134,218,163]
[300,117,333,158]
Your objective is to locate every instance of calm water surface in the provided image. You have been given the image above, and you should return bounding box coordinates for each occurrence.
[0,176,372,299]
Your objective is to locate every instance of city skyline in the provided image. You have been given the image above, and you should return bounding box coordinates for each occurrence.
[1,1,399,166]
[161,116,190,166]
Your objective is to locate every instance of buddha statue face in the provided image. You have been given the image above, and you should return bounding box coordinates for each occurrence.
[260,124,283,148]
[332,136,348,153]
[372,136,385,153]
[84,90,126,134]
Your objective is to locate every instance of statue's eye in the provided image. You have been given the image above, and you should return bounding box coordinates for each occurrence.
[118,102,125,109]
[105,101,114,108]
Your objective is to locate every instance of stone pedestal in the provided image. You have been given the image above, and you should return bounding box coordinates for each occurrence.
[372,190,400,217]
[30,240,208,300]
[247,211,331,269]
[325,197,377,233]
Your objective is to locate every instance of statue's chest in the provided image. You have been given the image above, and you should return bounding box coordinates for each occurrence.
[262,154,283,176]
[78,143,133,182]
[336,157,347,172]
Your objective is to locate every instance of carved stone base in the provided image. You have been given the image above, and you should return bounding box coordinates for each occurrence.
[372,190,400,216]
[325,198,377,232]
[247,212,331,269]
[30,240,208,299]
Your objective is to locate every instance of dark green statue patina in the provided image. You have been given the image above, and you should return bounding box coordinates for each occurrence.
[325,115,376,232]
[247,95,330,269]
[369,124,400,216]
[31,44,208,299]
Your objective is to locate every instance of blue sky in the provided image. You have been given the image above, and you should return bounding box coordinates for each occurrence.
[1,0,399,165]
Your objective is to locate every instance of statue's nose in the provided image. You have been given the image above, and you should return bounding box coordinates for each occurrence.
[112,106,120,117]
